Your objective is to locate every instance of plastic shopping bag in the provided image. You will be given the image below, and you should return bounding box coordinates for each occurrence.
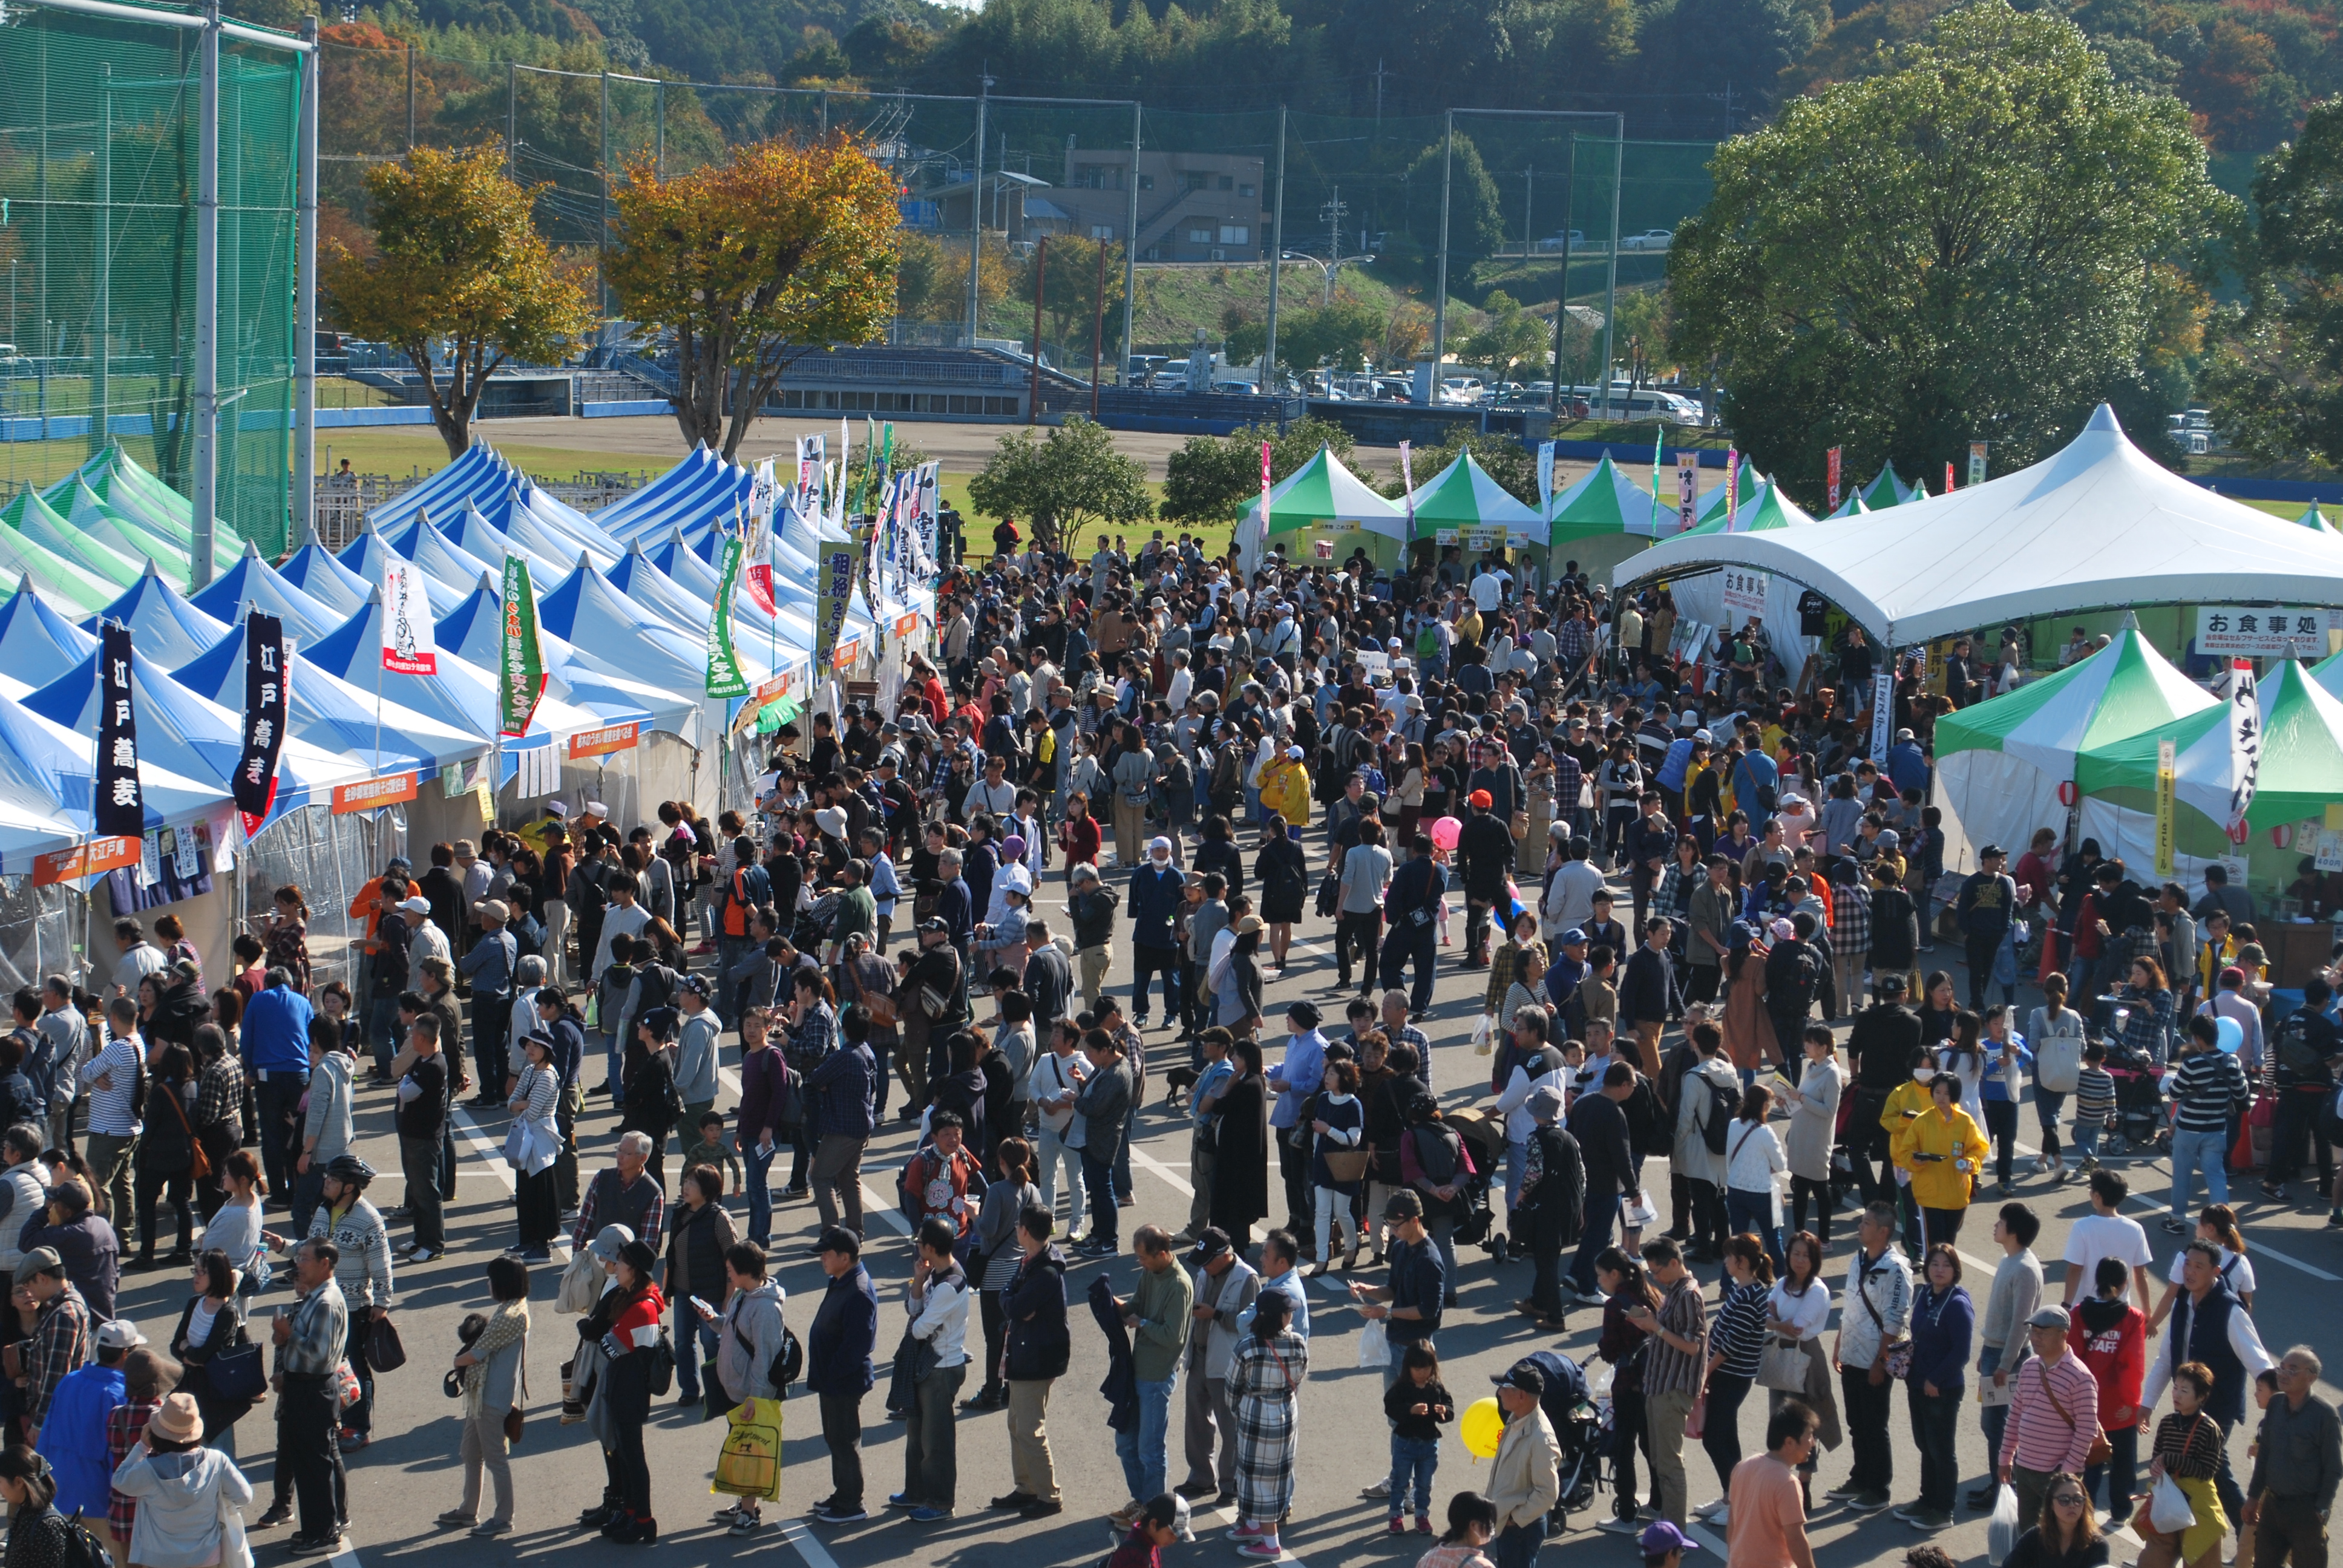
[2149,1472,2196,1534]
[1987,1483,2020,1566]
[1625,1188,1659,1229]
[1471,1013,1497,1057]
[1357,1316,1390,1370]
[712,1397,785,1501]
[557,1248,603,1315]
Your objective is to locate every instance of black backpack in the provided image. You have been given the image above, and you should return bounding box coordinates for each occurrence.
[643,1328,677,1396]
[1699,1074,1743,1156]
[59,1514,110,1568]
[767,1323,804,1396]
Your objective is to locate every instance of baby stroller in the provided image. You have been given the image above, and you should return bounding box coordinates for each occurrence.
[2099,1042,2171,1157]
[1445,1108,1508,1250]
[1527,1350,1605,1527]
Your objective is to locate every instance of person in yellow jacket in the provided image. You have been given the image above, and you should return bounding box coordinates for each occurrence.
[1889,1070,1991,1244]
[1259,743,1312,829]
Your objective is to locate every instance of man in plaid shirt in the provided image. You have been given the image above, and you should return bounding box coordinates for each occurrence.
[16,1246,90,1444]
[106,1344,169,1549]
[568,1132,666,1253]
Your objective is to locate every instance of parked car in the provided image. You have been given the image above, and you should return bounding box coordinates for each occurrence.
[1620,229,1674,252]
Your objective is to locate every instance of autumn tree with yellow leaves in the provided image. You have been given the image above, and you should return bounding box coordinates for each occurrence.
[606,135,903,461]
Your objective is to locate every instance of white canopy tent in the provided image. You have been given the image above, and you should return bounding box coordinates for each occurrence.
[1616,405,2343,647]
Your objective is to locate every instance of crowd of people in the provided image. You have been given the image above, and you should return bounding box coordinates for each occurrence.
[0,523,2339,1568]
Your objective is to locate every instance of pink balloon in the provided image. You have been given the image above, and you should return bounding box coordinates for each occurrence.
[1431,815,1463,851]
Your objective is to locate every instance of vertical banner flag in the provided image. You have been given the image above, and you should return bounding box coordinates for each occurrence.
[831,419,850,531]
[1398,442,1416,537]
[1869,667,1895,766]
[234,612,287,825]
[2224,658,2261,837]
[1826,446,1843,510]
[1967,442,1988,488]
[1536,441,1556,518]
[1944,462,1956,493]
[2155,736,2178,878]
[95,622,143,837]
[742,458,778,616]
[1648,425,1663,532]
[1259,440,1274,547]
[707,536,750,698]
[1676,453,1698,535]
[815,544,856,670]
[916,460,943,565]
[499,554,545,737]
[1724,447,1740,521]
[381,560,437,675]
[795,433,824,497]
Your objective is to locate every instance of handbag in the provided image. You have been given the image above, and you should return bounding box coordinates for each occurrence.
[166,1086,211,1183]
[1856,1256,1913,1380]
[367,1312,408,1374]
[1684,1390,1708,1440]
[208,1342,267,1403]
[1757,1336,1810,1394]
[2043,1376,2112,1468]
[1323,1148,1372,1183]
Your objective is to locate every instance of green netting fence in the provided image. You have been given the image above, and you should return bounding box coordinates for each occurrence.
[0,2,300,555]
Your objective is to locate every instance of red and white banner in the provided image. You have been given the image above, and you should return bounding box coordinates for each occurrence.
[567,722,642,761]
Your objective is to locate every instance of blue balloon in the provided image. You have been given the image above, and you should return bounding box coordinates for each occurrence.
[2215,1016,2244,1054]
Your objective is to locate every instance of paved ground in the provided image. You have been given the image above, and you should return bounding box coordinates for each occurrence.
[108,836,2343,1568]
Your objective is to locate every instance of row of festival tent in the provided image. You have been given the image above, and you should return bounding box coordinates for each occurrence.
[0,443,929,871]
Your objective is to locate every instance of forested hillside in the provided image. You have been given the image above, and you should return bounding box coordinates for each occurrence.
[234,0,2343,158]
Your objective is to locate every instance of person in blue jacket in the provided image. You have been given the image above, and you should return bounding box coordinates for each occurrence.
[1128,838,1187,1029]
[807,1226,880,1526]
[1976,1006,2034,1198]
[34,1316,135,1518]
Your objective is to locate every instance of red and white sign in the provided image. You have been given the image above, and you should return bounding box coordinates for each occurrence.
[1826,446,1843,509]
[332,773,419,814]
[31,836,140,887]
[831,640,861,670]
[381,562,438,675]
[567,723,641,761]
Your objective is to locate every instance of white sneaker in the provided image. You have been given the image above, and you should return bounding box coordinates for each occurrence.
[407,1247,439,1263]
[1706,1506,1729,1528]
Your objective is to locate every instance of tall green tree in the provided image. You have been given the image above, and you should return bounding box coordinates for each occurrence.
[1668,0,2230,496]
[969,417,1154,550]
[2201,98,2343,468]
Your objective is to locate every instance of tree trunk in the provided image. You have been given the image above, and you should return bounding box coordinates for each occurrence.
[671,332,726,453]
[408,338,474,460]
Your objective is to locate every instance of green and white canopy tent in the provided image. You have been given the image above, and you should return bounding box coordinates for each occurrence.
[1403,449,1543,543]
[1545,454,1659,543]
[1862,464,1921,509]
[2296,503,2338,535]
[1677,474,1810,538]
[1822,491,1873,521]
[2074,657,2343,894]
[1934,616,2217,874]
[1235,446,1407,577]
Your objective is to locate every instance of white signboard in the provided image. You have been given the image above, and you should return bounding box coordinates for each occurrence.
[2316,831,2343,874]
[2195,606,2341,658]
[1721,567,1769,622]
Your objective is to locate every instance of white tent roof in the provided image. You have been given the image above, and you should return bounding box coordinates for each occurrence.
[1617,405,2343,642]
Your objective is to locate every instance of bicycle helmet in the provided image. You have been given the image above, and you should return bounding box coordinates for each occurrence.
[324,1154,375,1187]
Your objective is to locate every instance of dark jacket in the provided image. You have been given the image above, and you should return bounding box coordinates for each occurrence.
[1456,812,1515,900]
[1191,840,1244,904]
[1517,1122,1586,1247]
[805,1043,876,1142]
[1619,946,1680,1026]
[1869,885,1920,969]
[1086,1272,1138,1432]
[169,1289,254,1434]
[736,1045,791,1144]
[1023,945,1074,1024]
[1564,1091,1634,1201]
[1129,864,1185,950]
[1068,886,1121,949]
[1002,1246,1070,1381]
[18,1211,119,1322]
[1849,1002,1922,1096]
[806,1262,880,1396]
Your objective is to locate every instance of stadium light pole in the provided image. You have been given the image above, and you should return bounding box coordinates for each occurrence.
[293,13,319,548]
[192,0,221,587]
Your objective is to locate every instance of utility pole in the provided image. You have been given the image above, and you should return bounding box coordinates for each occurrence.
[1599,123,1622,417]
[1120,100,1139,383]
[90,64,110,456]
[293,15,319,547]
[405,40,414,149]
[1090,238,1104,417]
[505,61,516,178]
[192,0,221,587]
[654,79,664,179]
[1317,187,1346,307]
[1548,134,1575,412]
[1429,111,1452,397]
[598,70,611,318]
[1521,165,1533,259]
[1374,59,1388,125]
[1263,106,1286,391]
[968,71,990,346]
[1027,236,1046,427]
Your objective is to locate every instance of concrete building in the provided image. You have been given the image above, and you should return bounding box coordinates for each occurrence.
[901,148,1271,263]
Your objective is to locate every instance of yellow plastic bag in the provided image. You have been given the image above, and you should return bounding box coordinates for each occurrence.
[711,1397,784,1501]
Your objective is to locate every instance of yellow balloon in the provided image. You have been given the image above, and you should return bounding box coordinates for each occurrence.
[1460,1396,1505,1461]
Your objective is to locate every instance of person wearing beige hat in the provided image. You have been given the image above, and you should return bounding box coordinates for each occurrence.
[110,1391,255,1568]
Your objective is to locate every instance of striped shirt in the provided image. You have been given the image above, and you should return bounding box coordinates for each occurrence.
[1999,1350,2103,1475]
[1645,1273,1709,1398]
[2074,1065,2117,1123]
[2171,1049,2249,1134]
[78,1033,143,1137]
[1714,1279,1769,1380]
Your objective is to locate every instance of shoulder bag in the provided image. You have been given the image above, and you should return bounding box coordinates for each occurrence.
[1856,1258,1912,1383]
[2041,1370,2114,1468]
[1757,1334,1810,1394]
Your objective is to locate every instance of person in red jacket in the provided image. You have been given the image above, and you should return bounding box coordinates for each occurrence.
[596,1238,670,1544]
[2069,1253,2148,1518]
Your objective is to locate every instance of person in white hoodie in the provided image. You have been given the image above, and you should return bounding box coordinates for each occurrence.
[1493,1017,1568,1258]
[292,1026,355,1240]
[0,1123,50,1291]
[110,1391,255,1568]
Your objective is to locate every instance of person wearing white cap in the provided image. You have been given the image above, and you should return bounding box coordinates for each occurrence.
[38,1315,144,1517]
[401,895,452,976]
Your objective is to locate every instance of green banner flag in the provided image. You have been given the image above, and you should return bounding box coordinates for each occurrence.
[707,536,750,698]
[499,554,544,737]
